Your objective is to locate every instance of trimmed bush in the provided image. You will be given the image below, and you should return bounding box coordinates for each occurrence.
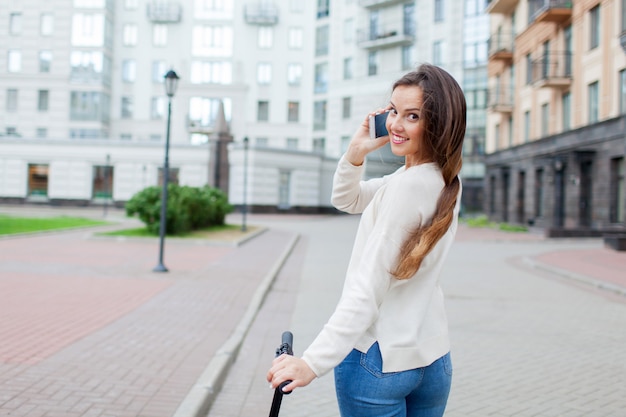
[125,184,233,235]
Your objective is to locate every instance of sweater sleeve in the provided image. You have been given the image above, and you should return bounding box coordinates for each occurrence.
[302,167,442,377]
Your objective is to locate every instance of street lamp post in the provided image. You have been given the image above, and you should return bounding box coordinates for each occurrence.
[154,69,180,273]
[241,137,249,232]
[103,153,110,217]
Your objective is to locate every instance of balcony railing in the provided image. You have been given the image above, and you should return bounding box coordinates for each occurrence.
[359,0,407,8]
[357,24,414,50]
[531,52,572,89]
[488,84,514,113]
[528,0,572,25]
[146,1,182,23]
[488,30,514,62]
[244,3,279,25]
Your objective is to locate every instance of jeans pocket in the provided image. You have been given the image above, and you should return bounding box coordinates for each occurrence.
[359,342,399,379]
[442,352,453,377]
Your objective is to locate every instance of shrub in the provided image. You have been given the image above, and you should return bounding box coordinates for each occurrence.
[125,184,233,235]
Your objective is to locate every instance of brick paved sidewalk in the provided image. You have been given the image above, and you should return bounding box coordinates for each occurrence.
[0,223,297,417]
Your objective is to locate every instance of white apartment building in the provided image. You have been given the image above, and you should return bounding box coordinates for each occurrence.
[0,0,488,212]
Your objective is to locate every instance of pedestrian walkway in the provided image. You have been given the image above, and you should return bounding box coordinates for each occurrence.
[0,207,625,417]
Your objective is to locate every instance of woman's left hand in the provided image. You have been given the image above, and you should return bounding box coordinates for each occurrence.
[267,354,317,393]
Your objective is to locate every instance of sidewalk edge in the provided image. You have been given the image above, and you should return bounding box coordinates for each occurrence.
[522,257,626,297]
[172,233,300,417]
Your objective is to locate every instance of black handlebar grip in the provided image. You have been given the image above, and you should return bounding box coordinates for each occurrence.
[281,331,293,355]
[276,331,294,394]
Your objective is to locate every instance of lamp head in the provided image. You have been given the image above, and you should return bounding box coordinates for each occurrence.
[164,69,180,97]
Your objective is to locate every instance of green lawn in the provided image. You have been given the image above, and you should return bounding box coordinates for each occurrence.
[101,223,245,238]
[0,214,108,236]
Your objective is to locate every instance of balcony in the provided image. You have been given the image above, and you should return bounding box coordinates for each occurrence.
[488,30,514,63]
[359,0,407,8]
[488,85,514,114]
[485,0,519,15]
[146,1,182,23]
[532,52,572,90]
[357,25,414,50]
[529,0,572,25]
[244,3,278,25]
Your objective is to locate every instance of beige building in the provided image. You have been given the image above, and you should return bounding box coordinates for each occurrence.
[485,0,626,235]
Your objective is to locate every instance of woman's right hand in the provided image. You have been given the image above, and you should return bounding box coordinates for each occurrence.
[345,109,390,166]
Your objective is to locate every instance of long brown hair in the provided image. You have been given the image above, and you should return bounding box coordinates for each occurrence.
[391,64,466,279]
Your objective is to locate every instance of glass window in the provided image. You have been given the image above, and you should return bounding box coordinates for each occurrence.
[189,97,232,126]
[343,57,353,80]
[368,51,377,76]
[36,128,48,138]
[317,0,329,18]
[121,96,133,118]
[588,81,599,123]
[40,13,54,36]
[433,40,443,66]
[152,60,166,82]
[404,3,415,35]
[39,51,52,72]
[256,137,268,147]
[190,61,232,84]
[38,90,49,111]
[402,45,414,70]
[257,100,269,121]
[313,100,326,130]
[122,60,136,82]
[523,110,530,142]
[9,12,22,35]
[314,62,328,94]
[590,5,600,49]
[123,23,138,46]
[287,63,302,85]
[28,164,49,197]
[70,91,107,121]
[562,91,571,130]
[191,25,233,56]
[257,63,272,84]
[434,0,444,22]
[313,138,325,153]
[288,27,303,49]
[153,24,167,46]
[526,53,533,84]
[288,101,299,122]
[342,97,351,119]
[8,50,21,72]
[259,26,273,48]
[316,25,329,56]
[72,14,105,46]
[344,19,354,42]
[286,138,298,150]
[541,103,549,136]
[151,97,165,119]
[6,89,18,112]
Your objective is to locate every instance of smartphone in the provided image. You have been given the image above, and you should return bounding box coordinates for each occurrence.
[369,112,389,140]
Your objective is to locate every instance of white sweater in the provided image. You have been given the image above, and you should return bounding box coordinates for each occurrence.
[301,156,461,376]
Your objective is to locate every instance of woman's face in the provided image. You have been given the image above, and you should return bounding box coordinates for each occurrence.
[386,85,430,167]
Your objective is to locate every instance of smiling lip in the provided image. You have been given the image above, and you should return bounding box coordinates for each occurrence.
[391,134,409,144]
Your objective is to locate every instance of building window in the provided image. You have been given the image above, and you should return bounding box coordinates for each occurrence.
[36,128,48,138]
[6,89,18,112]
[344,19,354,43]
[540,103,549,137]
[70,91,108,121]
[191,61,232,84]
[526,53,533,84]
[287,63,302,85]
[286,138,298,150]
[9,12,22,35]
[313,100,327,130]
[562,92,571,130]
[343,57,353,80]
[257,63,272,84]
[278,170,291,209]
[368,51,378,76]
[122,59,136,82]
[72,14,105,46]
[404,3,416,35]
[317,0,329,19]
[153,24,167,46]
[590,5,600,50]
[123,23,138,46]
[620,69,626,114]
[287,101,299,122]
[342,97,351,119]
[38,90,49,111]
[610,157,625,223]
[288,27,303,49]
[316,25,329,56]
[434,0,444,22]
[257,100,269,121]
[39,51,52,72]
[93,165,113,199]
[151,97,165,119]
[433,40,444,66]
[121,96,133,119]
[8,50,21,72]
[341,136,350,153]
[40,13,54,36]
[523,110,530,142]
[158,167,179,186]
[152,60,166,82]
[28,164,49,197]
[189,97,232,127]
[588,81,599,123]
[70,51,104,81]
[258,26,273,48]
[402,45,414,70]
[256,137,268,147]
[494,123,500,150]
[622,0,626,32]
[313,138,326,153]
[192,25,233,56]
[534,168,544,218]
[314,62,328,94]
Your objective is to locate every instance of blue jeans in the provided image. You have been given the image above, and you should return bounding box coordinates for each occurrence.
[334,342,452,417]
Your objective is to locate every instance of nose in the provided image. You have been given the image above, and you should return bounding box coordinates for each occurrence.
[388,114,402,133]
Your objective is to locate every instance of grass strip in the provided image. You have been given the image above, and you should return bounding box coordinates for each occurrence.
[0,214,108,236]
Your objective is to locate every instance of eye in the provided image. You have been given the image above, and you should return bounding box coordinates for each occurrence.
[407,113,420,121]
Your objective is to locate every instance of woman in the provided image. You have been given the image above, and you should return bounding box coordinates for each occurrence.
[267,64,466,417]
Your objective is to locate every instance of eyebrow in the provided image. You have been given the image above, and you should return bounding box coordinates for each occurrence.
[389,101,421,112]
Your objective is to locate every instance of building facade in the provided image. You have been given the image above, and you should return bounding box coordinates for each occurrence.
[485,0,626,234]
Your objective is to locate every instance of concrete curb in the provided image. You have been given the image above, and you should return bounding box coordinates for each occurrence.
[522,256,626,297]
[172,233,300,417]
